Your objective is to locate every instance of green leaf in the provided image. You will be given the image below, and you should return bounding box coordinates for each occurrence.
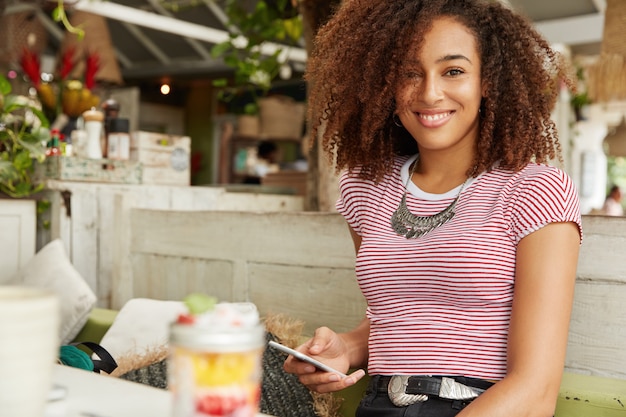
[0,74,11,96]
[212,78,228,87]
[0,160,13,176]
[12,150,32,171]
[283,16,303,41]
[37,199,51,215]
[244,102,259,115]
[29,107,50,128]
[184,293,218,315]
[211,41,232,58]
[19,138,46,161]
[31,126,51,144]
[4,94,31,111]
[224,55,241,68]
[52,6,63,22]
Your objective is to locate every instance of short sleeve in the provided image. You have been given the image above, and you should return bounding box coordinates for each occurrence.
[508,166,582,244]
[335,169,365,236]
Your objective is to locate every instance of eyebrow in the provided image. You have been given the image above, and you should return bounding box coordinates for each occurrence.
[405,54,474,67]
[436,54,472,64]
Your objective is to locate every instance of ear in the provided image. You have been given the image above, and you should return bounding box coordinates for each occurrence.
[481,80,488,98]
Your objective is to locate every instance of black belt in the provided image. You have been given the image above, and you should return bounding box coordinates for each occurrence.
[375,375,494,397]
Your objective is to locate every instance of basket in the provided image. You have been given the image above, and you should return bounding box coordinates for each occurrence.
[258,96,306,140]
[61,11,123,85]
[237,115,261,137]
[0,12,48,67]
[588,0,626,102]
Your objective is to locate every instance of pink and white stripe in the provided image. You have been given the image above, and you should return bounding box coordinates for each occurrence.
[336,155,582,380]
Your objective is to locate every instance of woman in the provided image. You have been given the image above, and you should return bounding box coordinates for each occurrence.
[283,0,583,416]
[601,185,623,216]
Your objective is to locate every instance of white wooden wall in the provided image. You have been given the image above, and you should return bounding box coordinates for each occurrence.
[566,215,626,379]
[114,210,626,380]
[39,180,304,307]
[0,199,36,283]
[115,210,364,335]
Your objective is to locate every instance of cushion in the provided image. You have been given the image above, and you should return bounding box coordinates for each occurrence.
[7,239,97,345]
[98,298,186,360]
[71,308,119,345]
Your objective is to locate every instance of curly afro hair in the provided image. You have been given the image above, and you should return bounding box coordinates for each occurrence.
[305,0,574,182]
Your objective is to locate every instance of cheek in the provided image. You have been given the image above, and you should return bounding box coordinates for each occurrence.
[459,82,483,106]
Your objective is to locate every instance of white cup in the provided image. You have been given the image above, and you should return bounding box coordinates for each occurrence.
[0,286,59,417]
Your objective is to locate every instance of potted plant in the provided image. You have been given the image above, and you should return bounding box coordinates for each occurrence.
[0,74,50,198]
[571,65,593,122]
[211,0,303,135]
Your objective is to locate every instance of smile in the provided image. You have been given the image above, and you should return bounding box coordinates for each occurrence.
[418,111,453,121]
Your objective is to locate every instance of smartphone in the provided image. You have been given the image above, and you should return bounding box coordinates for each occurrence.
[268,340,347,378]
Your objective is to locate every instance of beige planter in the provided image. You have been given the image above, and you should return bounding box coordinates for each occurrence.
[236,114,261,137]
[258,96,306,140]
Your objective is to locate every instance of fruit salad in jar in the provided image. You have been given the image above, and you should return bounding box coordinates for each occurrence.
[169,295,265,417]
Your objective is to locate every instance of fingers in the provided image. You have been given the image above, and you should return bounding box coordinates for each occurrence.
[304,369,367,394]
[281,326,362,393]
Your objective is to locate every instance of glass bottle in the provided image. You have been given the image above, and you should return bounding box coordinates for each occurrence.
[45,130,61,157]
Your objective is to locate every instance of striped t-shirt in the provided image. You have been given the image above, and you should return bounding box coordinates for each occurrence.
[336,154,582,380]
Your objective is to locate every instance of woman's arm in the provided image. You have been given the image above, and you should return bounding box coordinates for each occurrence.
[459,221,581,417]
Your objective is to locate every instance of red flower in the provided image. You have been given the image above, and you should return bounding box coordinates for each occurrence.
[59,47,76,80]
[20,48,41,87]
[85,52,100,90]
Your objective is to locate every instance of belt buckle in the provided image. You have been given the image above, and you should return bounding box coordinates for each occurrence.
[439,377,483,400]
[387,375,428,407]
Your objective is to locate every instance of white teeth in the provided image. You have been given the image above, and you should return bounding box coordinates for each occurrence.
[419,112,450,121]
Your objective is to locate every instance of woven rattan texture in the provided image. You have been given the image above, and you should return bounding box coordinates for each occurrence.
[261,332,319,417]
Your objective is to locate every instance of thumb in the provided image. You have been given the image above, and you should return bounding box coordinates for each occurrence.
[307,326,335,355]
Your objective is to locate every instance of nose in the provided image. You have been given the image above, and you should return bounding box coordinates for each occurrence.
[416,74,444,105]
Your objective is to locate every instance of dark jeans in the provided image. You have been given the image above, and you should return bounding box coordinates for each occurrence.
[355,375,486,417]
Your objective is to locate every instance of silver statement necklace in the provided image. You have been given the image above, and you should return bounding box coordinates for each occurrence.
[390,156,471,239]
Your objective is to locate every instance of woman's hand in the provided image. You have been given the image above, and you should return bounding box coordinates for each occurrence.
[283,326,366,393]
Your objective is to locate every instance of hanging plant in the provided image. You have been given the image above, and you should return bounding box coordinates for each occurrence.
[51,0,86,40]
[570,64,593,121]
[210,0,303,115]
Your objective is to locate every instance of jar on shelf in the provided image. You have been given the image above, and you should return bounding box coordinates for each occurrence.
[106,118,130,160]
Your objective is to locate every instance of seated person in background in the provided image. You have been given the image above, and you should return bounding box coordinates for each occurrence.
[602,185,624,216]
[244,141,280,184]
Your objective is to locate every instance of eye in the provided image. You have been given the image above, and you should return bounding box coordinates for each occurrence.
[446,68,464,76]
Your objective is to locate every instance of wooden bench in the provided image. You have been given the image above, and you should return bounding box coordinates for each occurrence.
[113,210,626,415]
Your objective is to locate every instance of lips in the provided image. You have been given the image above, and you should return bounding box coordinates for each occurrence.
[416,110,454,127]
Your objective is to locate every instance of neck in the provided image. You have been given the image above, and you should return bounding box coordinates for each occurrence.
[410,154,473,194]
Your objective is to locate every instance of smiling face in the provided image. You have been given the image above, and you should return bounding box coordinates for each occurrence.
[396,16,484,155]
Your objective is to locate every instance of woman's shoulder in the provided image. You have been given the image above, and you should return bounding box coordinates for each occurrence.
[484,163,574,189]
[479,163,580,218]
[470,163,579,211]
